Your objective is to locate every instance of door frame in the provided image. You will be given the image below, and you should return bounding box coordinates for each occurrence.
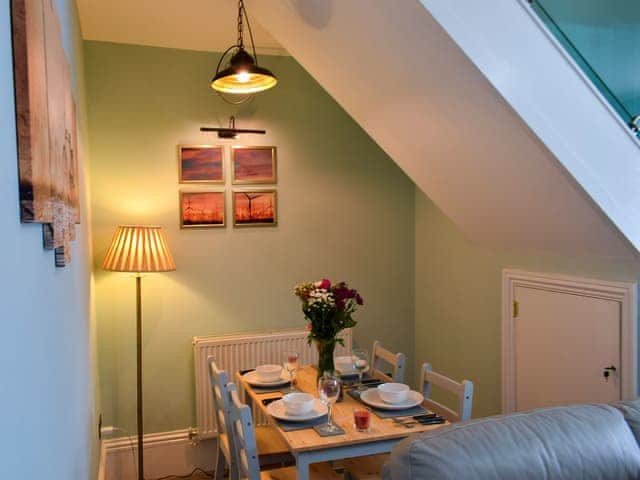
[502,269,637,413]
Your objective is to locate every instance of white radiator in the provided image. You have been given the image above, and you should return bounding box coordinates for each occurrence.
[193,328,352,438]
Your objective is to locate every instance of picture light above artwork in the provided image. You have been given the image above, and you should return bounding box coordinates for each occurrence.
[200,116,265,139]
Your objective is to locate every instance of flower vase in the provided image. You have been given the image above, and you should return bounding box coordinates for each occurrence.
[315,339,336,378]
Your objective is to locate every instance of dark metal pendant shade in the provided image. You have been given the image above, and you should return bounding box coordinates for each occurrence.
[210,0,278,98]
[211,47,277,95]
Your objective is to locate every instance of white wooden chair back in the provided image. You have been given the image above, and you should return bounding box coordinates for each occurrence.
[208,356,238,479]
[229,386,261,480]
[370,341,406,383]
[420,363,473,422]
[208,357,234,436]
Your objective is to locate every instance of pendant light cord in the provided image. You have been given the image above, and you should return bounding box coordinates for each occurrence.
[236,0,244,48]
[238,0,259,64]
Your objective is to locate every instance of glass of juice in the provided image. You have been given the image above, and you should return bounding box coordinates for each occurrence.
[353,407,372,432]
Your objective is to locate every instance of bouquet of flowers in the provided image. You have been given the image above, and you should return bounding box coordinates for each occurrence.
[294,278,363,374]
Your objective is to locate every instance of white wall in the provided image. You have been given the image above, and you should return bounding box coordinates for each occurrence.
[422,0,640,252]
[0,0,97,478]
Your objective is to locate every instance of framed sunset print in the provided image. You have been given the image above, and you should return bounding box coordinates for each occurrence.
[178,145,224,183]
[232,146,277,184]
[180,191,225,228]
[233,190,277,227]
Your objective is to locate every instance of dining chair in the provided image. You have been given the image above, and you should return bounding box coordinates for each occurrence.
[420,362,474,422]
[208,357,292,480]
[209,357,239,480]
[344,363,474,480]
[340,343,406,480]
[228,384,346,480]
[369,341,406,383]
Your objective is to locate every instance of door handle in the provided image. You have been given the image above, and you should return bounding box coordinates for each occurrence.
[603,365,617,381]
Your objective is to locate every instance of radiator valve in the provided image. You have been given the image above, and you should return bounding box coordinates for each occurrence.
[188,427,200,446]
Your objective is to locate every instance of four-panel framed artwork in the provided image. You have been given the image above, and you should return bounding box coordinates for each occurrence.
[178,145,277,228]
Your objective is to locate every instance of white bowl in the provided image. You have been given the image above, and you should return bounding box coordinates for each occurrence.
[377,383,410,404]
[282,393,315,416]
[256,364,283,382]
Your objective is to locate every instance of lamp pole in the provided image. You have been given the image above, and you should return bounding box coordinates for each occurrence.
[136,274,144,480]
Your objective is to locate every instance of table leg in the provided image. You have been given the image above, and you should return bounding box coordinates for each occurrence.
[296,456,311,480]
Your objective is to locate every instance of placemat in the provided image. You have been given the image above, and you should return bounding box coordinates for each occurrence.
[239,369,297,394]
[275,415,328,432]
[347,389,428,418]
[313,424,346,437]
[340,373,374,385]
[251,384,297,394]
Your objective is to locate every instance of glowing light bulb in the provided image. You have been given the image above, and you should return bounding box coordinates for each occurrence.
[236,71,251,83]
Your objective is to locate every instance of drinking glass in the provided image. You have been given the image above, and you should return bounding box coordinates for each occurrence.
[317,371,341,434]
[282,351,299,393]
[353,406,372,432]
[353,349,369,390]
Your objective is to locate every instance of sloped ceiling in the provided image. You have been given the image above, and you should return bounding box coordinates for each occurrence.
[249,0,636,259]
[75,0,285,54]
[76,0,637,259]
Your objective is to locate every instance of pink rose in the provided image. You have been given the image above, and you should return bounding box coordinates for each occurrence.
[315,278,331,290]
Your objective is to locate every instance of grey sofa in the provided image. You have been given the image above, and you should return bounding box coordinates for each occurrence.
[384,401,640,479]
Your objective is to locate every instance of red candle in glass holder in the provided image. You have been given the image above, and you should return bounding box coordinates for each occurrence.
[354,408,371,431]
[288,355,298,364]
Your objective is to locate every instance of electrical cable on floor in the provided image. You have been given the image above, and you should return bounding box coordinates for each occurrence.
[149,467,214,480]
[109,427,138,478]
[109,428,213,479]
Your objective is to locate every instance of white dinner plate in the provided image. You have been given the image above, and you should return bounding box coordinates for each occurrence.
[266,398,328,422]
[243,370,291,387]
[359,388,424,410]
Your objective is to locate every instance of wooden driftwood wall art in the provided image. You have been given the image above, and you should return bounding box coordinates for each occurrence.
[11,0,80,267]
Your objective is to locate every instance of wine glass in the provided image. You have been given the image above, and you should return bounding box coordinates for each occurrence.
[353,349,369,390]
[283,351,299,393]
[317,372,341,434]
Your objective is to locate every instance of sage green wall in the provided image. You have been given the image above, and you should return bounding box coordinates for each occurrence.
[0,0,98,478]
[414,189,640,418]
[86,41,415,435]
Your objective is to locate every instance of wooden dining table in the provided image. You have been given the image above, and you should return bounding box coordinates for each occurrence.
[237,365,448,480]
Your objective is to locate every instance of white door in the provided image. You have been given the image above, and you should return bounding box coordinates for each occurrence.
[514,285,621,411]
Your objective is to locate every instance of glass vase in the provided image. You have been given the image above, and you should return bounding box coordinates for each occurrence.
[315,338,336,378]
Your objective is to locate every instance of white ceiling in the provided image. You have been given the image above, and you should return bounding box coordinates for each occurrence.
[75,0,285,54]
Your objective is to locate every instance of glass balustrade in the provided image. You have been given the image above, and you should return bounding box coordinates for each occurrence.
[529,0,640,136]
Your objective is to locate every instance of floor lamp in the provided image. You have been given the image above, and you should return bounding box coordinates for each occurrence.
[102,225,176,480]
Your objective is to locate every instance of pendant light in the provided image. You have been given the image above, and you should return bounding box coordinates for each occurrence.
[211,0,277,101]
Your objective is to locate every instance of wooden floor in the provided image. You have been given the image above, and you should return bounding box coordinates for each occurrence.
[155,471,213,479]
[187,473,213,479]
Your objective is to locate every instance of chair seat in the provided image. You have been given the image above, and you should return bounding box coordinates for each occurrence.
[343,454,390,480]
[255,426,295,467]
[255,426,289,455]
[261,462,346,479]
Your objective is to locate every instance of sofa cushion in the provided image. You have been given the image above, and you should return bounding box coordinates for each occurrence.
[384,404,640,480]
[613,399,640,446]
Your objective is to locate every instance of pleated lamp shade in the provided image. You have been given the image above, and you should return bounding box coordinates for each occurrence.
[102,225,176,273]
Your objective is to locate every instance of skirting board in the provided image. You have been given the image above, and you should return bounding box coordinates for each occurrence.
[98,440,106,480]
[103,429,217,480]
